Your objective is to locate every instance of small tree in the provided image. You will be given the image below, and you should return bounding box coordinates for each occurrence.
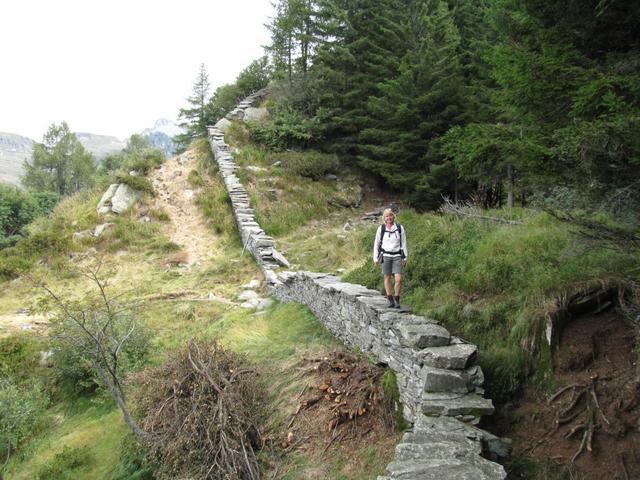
[37,262,153,443]
[174,64,211,153]
[22,122,96,196]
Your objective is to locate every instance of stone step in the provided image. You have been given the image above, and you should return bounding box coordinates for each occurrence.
[421,392,494,417]
[385,457,504,480]
[418,343,477,369]
[395,322,450,349]
[421,366,476,393]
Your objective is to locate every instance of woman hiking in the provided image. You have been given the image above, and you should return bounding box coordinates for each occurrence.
[373,208,408,308]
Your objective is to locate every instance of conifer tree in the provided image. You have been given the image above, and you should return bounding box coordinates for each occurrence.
[311,0,408,159]
[358,0,466,206]
[174,63,211,153]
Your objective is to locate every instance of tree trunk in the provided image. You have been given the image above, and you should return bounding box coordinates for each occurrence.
[454,178,459,204]
[102,371,155,444]
[507,164,514,208]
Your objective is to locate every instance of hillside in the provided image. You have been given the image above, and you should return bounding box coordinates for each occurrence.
[0,139,405,479]
[0,120,181,185]
[1,67,639,480]
[0,132,32,184]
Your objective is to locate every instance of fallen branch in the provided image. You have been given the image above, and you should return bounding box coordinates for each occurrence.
[440,197,524,225]
[548,383,583,405]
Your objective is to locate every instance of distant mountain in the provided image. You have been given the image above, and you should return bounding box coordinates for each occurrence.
[0,119,184,185]
[0,132,34,185]
[76,133,126,160]
[141,119,182,157]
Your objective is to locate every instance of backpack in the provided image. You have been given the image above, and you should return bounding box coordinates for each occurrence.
[377,224,405,258]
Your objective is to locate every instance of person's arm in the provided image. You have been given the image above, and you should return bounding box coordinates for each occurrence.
[373,226,381,263]
[401,225,408,262]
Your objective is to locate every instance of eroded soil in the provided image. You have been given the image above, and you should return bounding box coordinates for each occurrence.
[504,311,640,479]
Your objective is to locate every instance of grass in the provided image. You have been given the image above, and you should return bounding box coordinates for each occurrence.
[227,144,362,237]
[342,208,640,400]
[5,398,127,480]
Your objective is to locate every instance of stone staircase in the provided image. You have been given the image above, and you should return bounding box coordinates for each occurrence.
[207,93,508,480]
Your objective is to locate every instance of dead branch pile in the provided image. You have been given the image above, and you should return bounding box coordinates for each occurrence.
[286,350,397,452]
[134,340,263,480]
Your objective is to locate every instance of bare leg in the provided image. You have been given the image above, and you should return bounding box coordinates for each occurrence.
[394,273,403,296]
[384,275,393,296]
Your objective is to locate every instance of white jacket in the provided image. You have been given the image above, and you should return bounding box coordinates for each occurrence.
[373,224,408,262]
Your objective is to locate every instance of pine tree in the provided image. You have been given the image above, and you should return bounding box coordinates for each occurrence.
[175,63,211,153]
[358,0,466,206]
[310,0,408,159]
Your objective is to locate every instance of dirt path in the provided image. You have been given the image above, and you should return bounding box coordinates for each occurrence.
[150,149,217,266]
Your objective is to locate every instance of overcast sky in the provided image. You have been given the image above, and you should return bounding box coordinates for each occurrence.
[0,0,274,141]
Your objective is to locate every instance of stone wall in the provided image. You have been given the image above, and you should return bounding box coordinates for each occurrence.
[207,94,508,480]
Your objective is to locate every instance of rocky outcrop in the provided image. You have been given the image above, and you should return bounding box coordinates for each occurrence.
[97,183,140,214]
[207,93,508,480]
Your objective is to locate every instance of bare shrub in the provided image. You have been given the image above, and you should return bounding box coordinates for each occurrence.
[134,340,263,480]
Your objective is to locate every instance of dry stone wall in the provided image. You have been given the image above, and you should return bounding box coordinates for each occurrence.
[207,93,507,480]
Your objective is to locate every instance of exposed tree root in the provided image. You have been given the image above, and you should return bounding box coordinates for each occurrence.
[550,376,612,465]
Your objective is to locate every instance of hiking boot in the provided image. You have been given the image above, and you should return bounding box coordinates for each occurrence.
[393,296,401,308]
[386,296,395,308]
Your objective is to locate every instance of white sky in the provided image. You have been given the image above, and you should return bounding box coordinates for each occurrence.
[0,0,274,141]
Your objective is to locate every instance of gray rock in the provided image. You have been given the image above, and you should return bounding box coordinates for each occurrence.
[421,392,494,417]
[242,279,261,290]
[73,230,92,239]
[418,343,477,369]
[238,290,259,302]
[215,118,232,132]
[111,184,140,213]
[397,323,451,349]
[421,366,473,393]
[271,248,291,268]
[96,183,118,213]
[93,223,114,237]
[243,107,269,122]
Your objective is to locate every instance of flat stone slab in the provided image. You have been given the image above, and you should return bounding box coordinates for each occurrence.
[421,392,495,417]
[324,282,379,297]
[421,366,474,393]
[386,459,505,480]
[418,343,477,369]
[397,323,451,349]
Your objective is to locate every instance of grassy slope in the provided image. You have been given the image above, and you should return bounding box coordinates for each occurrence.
[0,141,396,479]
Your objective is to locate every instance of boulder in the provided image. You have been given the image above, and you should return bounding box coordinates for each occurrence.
[111,184,140,213]
[215,118,233,133]
[96,183,119,214]
[243,107,269,122]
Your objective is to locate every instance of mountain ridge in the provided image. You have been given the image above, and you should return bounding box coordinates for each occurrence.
[0,119,182,185]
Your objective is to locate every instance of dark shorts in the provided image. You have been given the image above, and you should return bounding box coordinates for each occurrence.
[381,255,404,275]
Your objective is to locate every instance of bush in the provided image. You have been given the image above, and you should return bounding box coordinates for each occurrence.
[0,182,60,249]
[124,148,165,175]
[0,334,44,383]
[274,150,339,180]
[35,445,92,480]
[248,102,318,150]
[0,378,48,455]
[111,435,157,480]
[49,317,151,396]
[115,174,155,196]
